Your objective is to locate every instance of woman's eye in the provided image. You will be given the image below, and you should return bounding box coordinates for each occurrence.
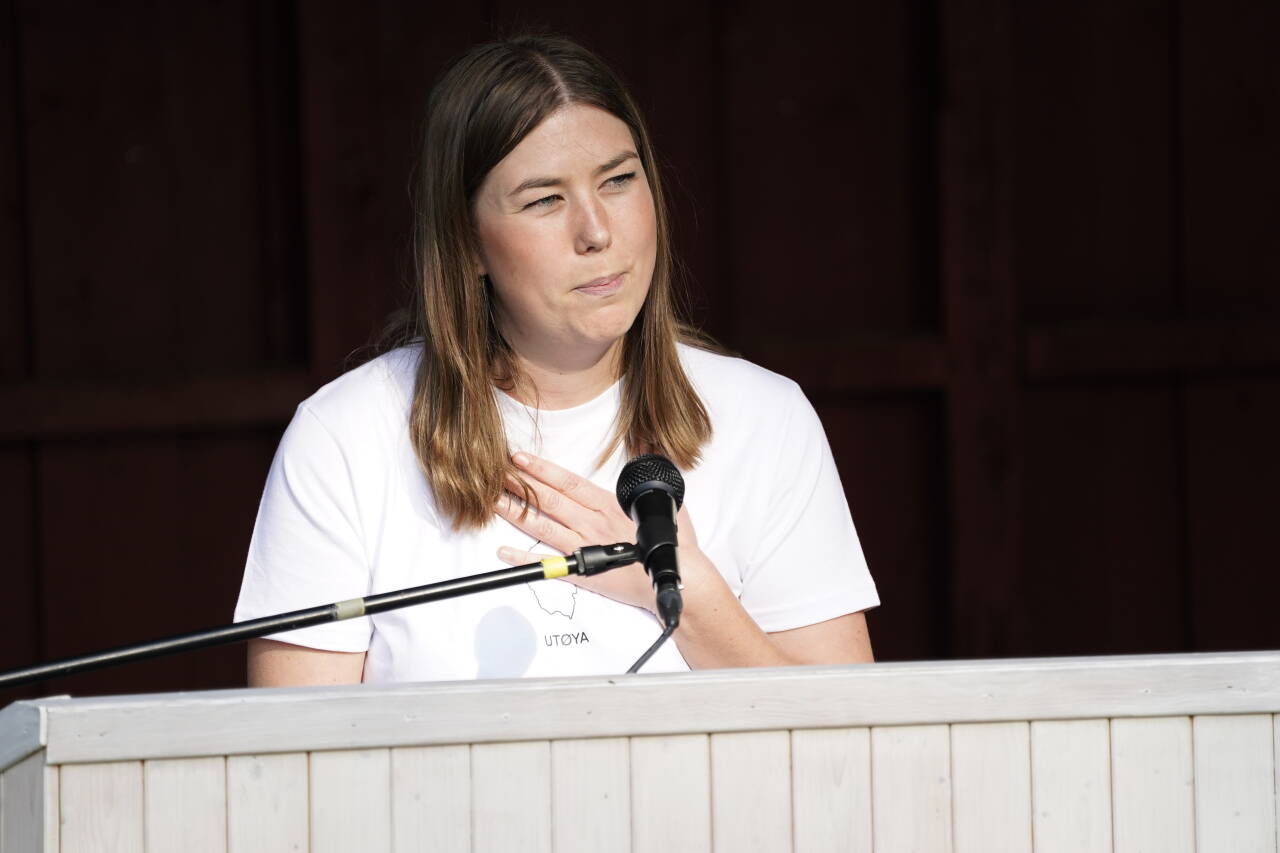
[604,172,636,189]
[524,194,561,210]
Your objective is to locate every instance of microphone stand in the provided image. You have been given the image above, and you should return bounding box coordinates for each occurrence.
[0,543,638,691]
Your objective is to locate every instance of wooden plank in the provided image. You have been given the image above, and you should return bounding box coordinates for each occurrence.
[551,738,630,853]
[939,0,1021,659]
[0,0,26,382]
[0,698,41,774]
[390,745,470,853]
[1027,322,1280,379]
[820,398,947,661]
[709,730,791,853]
[1021,387,1182,656]
[0,370,312,440]
[0,449,38,711]
[1187,380,1280,652]
[1013,1,1174,327]
[739,337,947,393]
[791,727,871,853]
[144,756,227,852]
[1192,714,1276,850]
[310,748,392,853]
[951,722,1031,853]
[227,753,309,853]
[33,652,1280,764]
[1110,717,1194,853]
[871,724,952,852]
[1,751,57,853]
[1029,720,1112,853]
[1181,1,1280,321]
[59,761,143,852]
[22,1,267,381]
[722,0,934,342]
[296,4,487,379]
[472,741,551,853]
[631,734,711,853]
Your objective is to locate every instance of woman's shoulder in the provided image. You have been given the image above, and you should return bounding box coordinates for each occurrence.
[299,344,421,432]
[677,341,802,405]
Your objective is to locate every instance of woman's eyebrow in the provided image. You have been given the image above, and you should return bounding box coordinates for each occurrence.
[506,151,639,198]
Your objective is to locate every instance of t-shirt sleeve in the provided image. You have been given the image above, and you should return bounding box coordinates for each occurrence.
[737,382,880,632]
[233,403,374,652]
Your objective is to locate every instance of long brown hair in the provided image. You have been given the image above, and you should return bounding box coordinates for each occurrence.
[402,34,713,530]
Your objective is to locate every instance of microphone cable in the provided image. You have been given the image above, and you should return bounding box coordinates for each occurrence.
[626,623,677,674]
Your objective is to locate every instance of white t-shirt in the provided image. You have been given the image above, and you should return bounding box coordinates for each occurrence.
[234,343,878,682]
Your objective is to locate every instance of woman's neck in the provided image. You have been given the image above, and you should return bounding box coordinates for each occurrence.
[504,339,623,410]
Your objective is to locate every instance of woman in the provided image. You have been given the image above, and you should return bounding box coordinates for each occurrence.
[235,34,878,686]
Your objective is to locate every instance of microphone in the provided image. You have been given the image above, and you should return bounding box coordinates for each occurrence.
[616,454,685,629]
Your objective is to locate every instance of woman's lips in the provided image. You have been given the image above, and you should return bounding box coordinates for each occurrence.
[574,273,623,296]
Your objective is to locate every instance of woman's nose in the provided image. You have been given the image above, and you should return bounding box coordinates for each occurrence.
[573,197,612,254]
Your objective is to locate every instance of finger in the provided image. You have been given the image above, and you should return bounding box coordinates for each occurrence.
[506,470,590,529]
[511,451,613,513]
[494,492,577,554]
[496,546,547,566]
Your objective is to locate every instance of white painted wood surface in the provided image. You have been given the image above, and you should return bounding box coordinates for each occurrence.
[390,744,470,853]
[59,760,143,852]
[1193,714,1277,851]
[551,737,630,852]
[1,751,56,853]
[872,724,953,853]
[227,752,309,853]
[1029,719,1113,853]
[6,652,1280,766]
[310,748,392,853]
[471,740,551,853]
[630,734,711,853]
[710,730,792,853]
[1111,716,1195,853]
[144,756,226,852]
[791,727,871,853]
[951,722,1032,853]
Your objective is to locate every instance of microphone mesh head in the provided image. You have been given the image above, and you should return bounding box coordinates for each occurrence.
[616,453,685,513]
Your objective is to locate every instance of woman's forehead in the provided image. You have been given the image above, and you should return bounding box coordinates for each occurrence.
[487,104,637,191]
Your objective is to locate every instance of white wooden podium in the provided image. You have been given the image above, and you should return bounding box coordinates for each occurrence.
[2,651,1278,852]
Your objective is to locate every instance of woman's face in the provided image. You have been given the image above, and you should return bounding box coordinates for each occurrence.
[473,104,657,367]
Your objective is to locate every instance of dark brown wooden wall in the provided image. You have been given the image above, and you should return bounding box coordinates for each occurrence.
[2,0,1277,705]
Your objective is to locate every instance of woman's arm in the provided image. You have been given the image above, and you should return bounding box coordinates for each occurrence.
[247,638,367,686]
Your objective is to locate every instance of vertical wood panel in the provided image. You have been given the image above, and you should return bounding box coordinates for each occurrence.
[871,725,953,853]
[1187,380,1280,651]
[631,734,711,853]
[1030,719,1113,853]
[821,398,947,661]
[59,761,143,852]
[390,744,470,853]
[951,722,1031,853]
[1111,717,1194,853]
[0,0,25,380]
[144,756,227,852]
[1022,387,1182,655]
[22,1,269,380]
[0,450,38,710]
[296,3,488,377]
[1181,1,1280,320]
[310,748,392,853]
[472,741,551,853]
[791,727,871,853]
[0,751,57,853]
[709,731,791,853]
[723,0,933,343]
[1014,0,1175,324]
[551,737,630,853]
[227,752,309,853]
[1192,714,1277,851]
[940,0,1021,658]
